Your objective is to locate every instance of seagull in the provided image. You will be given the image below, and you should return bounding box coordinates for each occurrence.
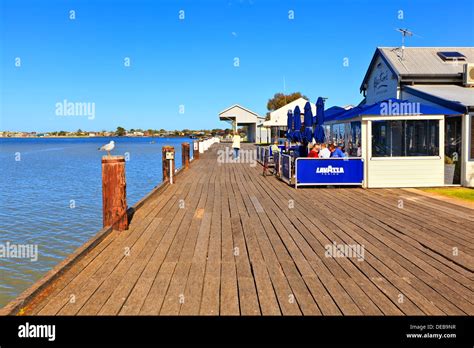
[98,140,115,157]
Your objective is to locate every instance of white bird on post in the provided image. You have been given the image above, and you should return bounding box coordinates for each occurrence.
[98,140,115,157]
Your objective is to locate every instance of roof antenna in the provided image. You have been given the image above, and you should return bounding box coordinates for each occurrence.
[396,28,413,60]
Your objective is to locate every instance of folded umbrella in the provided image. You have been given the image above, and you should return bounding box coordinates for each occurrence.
[303,101,313,142]
[286,109,293,141]
[292,105,302,142]
[314,97,326,143]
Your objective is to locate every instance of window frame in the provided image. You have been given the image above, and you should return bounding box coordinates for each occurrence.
[371,119,440,158]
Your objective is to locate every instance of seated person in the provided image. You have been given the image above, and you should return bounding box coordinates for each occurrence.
[271,140,280,155]
[340,144,349,157]
[330,144,345,158]
[356,143,362,157]
[319,143,331,159]
[308,144,320,158]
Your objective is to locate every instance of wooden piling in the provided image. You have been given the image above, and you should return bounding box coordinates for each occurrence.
[102,156,128,231]
[182,142,190,169]
[193,141,200,160]
[162,146,176,183]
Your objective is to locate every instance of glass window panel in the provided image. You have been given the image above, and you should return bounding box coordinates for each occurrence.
[372,120,439,157]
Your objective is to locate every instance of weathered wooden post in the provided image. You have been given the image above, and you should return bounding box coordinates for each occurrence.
[193,141,200,160]
[182,142,190,169]
[162,146,176,183]
[102,156,128,231]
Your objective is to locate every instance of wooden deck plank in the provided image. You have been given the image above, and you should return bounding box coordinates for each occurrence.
[8,143,472,316]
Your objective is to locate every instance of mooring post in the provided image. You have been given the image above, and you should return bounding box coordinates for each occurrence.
[193,141,200,160]
[182,142,190,169]
[162,146,176,183]
[102,156,128,231]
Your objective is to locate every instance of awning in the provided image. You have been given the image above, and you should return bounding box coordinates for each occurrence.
[404,85,474,113]
[322,106,348,123]
[325,98,461,123]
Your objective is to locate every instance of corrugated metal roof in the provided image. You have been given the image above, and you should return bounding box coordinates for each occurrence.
[404,85,474,109]
[379,47,474,76]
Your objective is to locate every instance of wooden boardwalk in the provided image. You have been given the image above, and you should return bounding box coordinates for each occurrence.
[3,143,473,315]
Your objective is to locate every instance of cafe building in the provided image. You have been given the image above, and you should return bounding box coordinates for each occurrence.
[325,47,474,188]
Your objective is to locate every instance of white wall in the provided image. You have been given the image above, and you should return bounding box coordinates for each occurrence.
[256,126,271,144]
[363,118,445,188]
[403,89,474,188]
[462,113,474,187]
[367,158,444,188]
[365,55,399,104]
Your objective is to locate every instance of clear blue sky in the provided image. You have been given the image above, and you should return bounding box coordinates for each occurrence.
[1,0,473,132]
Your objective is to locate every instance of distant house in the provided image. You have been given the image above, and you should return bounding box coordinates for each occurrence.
[88,133,96,137]
[218,104,270,143]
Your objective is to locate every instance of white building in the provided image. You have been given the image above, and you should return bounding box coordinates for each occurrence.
[262,97,316,140]
[357,47,474,187]
[219,104,270,143]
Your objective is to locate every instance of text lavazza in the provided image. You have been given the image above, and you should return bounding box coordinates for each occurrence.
[316,165,345,174]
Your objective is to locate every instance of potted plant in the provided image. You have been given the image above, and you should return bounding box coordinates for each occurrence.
[444,155,455,185]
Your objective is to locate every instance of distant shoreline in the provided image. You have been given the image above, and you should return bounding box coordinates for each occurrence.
[0,135,196,139]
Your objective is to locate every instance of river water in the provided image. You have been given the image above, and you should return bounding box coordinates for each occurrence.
[0,136,188,307]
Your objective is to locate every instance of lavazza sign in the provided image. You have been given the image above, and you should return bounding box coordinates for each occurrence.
[316,165,345,175]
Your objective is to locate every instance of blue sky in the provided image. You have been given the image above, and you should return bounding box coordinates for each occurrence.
[1,0,473,132]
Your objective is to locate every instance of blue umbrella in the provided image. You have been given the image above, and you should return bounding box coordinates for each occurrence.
[292,105,302,142]
[303,101,313,142]
[286,109,293,141]
[314,97,326,143]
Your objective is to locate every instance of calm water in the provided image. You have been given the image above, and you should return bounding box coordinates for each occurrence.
[0,137,188,307]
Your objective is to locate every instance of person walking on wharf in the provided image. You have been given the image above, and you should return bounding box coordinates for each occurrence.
[232,131,241,160]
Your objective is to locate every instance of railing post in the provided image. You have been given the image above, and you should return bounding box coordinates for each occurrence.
[162,146,175,183]
[182,142,190,169]
[102,156,128,231]
[193,141,200,160]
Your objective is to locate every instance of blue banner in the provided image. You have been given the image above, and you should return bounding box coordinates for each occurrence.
[281,155,292,183]
[274,152,280,176]
[295,158,364,186]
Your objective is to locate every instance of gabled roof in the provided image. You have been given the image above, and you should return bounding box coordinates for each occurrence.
[360,47,474,91]
[218,104,262,118]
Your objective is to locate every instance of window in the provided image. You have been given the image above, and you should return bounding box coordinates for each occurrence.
[437,51,466,61]
[372,120,439,157]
